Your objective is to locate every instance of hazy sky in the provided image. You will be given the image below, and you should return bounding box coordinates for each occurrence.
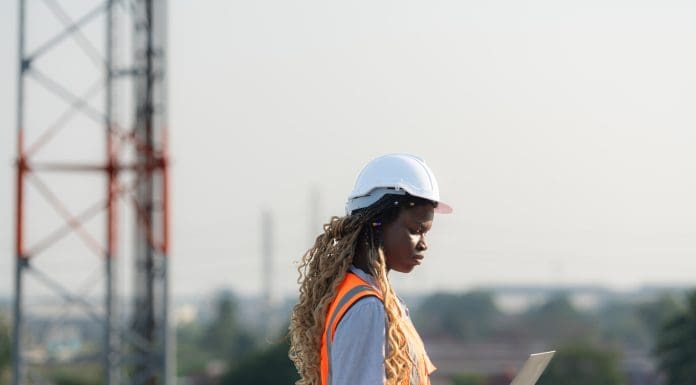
[1,0,695,301]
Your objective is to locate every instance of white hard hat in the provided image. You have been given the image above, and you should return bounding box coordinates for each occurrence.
[345,153,453,215]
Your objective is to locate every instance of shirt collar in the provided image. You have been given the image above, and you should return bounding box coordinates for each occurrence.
[349,265,381,293]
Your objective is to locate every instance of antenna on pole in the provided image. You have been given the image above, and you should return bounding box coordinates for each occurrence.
[261,209,274,308]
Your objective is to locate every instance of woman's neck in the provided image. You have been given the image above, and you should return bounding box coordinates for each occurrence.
[353,246,391,275]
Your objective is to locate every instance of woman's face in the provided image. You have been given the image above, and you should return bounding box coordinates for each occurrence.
[381,204,435,273]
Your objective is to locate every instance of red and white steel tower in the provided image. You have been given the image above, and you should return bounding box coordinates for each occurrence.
[12,0,171,384]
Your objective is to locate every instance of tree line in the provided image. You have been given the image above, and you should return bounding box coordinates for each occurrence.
[0,289,695,385]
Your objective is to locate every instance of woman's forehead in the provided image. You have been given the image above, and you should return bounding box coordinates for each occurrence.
[400,204,434,223]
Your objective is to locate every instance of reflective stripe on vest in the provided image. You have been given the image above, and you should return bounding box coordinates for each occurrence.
[320,272,382,385]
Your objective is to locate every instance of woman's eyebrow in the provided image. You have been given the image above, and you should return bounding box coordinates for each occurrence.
[414,221,432,231]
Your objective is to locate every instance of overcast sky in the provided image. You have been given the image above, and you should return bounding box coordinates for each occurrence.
[1,0,695,301]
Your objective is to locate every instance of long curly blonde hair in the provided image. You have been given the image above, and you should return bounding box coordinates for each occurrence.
[289,194,433,385]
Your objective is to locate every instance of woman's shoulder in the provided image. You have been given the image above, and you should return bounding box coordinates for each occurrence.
[339,295,386,329]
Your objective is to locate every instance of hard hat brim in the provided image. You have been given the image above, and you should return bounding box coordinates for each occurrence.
[346,187,453,215]
[434,200,453,214]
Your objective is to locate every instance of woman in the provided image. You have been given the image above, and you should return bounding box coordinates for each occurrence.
[289,153,452,385]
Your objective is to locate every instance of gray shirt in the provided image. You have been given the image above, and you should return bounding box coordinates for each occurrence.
[330,266,387,385]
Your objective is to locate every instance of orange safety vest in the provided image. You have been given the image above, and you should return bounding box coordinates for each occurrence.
[320,271,436,385]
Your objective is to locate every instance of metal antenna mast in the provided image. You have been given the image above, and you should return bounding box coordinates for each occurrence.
[12,0,170,384]
[130,0,171,383]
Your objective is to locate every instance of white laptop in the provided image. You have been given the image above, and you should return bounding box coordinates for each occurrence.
[509,351,555,385]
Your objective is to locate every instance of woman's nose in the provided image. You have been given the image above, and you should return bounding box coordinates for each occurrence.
[417,236,428,251]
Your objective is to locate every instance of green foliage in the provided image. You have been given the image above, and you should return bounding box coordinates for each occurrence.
[521,295,598,343]
[0,312,10,378]
[414,290,681,349]
[450,372,485,385]
[594,294,680,350]
[202,293,255,359]
[537,344,624,385]
[220,337,299,385]
[176,322,215,375]
[637,294,681,336]
[47,365,100,385]
[596,301,650,348]
[415,291,501,341]
[655,290,696,385]
[176,291,256,377]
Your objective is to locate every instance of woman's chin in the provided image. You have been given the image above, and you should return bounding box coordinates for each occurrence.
[393,265,417,274]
